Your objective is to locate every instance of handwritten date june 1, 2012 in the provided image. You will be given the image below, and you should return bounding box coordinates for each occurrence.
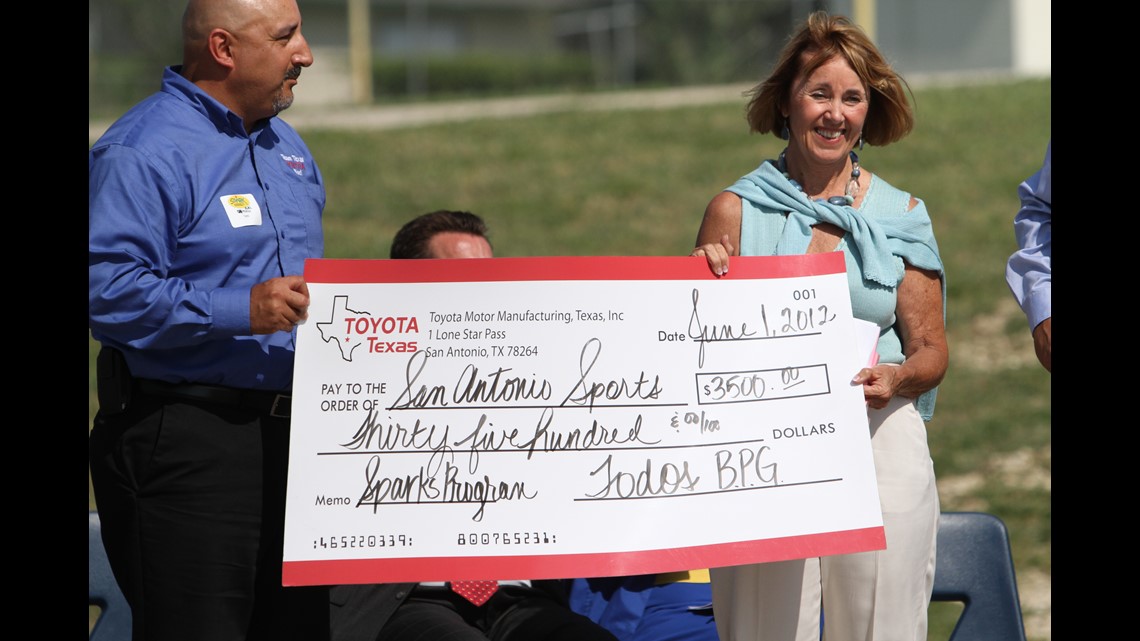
[686,287,838,367]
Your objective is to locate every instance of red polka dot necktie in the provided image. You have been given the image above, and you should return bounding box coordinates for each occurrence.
[450,580,499,606]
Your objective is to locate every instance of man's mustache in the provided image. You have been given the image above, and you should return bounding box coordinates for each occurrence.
[285,67,302,81]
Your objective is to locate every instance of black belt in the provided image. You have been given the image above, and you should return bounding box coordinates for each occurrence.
[136,379,291,418]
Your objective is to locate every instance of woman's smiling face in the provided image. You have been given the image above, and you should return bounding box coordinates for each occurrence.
[784,52,869,165]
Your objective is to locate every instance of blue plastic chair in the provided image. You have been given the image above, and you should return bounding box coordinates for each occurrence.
[931,512,1028,641]
[89,511,131,641]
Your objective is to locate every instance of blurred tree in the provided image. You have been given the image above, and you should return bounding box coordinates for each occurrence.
[634,0,795,85]
[88,0,827,114]
[90,0,182,60]
[89,0,183,118]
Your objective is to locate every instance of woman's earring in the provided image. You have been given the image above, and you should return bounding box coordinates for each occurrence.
[780,117,790,141]
[858,133,865,150]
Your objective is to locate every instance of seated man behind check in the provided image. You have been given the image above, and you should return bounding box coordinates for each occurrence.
[388,209,494,260]
[330,209,619,641]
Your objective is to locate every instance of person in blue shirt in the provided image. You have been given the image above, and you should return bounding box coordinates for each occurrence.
[1005,141,1051,372]
[88,0,328,638]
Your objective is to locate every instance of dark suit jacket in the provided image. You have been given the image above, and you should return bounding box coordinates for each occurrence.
[330,583,416,641]
[329,580,574,640]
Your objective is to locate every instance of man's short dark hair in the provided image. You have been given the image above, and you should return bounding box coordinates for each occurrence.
[390,210,491,259]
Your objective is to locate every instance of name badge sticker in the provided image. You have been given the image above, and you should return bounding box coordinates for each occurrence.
[220,193,263,228]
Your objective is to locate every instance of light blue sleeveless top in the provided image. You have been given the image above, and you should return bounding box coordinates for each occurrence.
[728,159,945,420]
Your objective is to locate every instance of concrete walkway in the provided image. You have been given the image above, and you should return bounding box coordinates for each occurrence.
[89,83,752,142]
[88,70,1038,142]
[281,82,754,132]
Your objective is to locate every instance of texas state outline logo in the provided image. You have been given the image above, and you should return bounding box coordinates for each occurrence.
[316,295,420,362]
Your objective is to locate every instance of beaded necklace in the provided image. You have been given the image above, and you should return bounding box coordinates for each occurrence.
[776,148,861,206]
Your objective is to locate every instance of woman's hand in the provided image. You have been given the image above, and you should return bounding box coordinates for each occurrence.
[852,365,900,410]
[691,234,735,277]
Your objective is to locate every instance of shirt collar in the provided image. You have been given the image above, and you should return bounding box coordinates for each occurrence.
[161,65,270,138]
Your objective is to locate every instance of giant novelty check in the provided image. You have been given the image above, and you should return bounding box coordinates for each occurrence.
[282,254,884,586]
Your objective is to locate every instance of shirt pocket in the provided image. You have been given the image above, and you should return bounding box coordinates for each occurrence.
[283,181,325,261]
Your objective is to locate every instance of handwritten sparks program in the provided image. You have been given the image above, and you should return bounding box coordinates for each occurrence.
[282,254,885,586]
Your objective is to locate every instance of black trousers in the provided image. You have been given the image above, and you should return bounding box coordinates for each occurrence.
[376,584,620,641]
[89,391,329,641]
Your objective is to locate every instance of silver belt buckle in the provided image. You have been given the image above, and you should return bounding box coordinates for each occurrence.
[270,394,291,418]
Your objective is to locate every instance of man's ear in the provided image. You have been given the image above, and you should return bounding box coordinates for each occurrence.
[208,28,237,70]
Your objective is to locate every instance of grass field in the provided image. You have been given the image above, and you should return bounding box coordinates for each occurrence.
[89,76,1051,639]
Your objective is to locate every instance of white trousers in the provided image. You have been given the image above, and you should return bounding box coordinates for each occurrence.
[710,394,939,641]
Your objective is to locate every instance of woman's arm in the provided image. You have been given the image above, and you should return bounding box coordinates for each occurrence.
[691,191,743,276]
[853,264,948,409]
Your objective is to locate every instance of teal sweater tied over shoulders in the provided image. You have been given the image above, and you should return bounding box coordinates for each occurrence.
[727,159,945,420]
